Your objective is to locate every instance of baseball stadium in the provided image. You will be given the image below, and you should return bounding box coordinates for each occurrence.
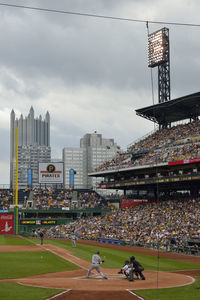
[1,28,200,300]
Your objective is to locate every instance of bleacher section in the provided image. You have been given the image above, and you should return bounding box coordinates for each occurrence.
[92,120,200,172]
[43,194,200,255]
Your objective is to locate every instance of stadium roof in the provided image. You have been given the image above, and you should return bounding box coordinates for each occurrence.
[135,92,200,125]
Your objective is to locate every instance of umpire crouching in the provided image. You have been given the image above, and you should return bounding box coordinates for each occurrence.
[129,256,145,281]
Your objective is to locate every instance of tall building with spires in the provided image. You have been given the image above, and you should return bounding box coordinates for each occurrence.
[10,107,51,188]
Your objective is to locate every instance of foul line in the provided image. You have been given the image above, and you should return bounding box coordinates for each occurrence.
[46,289,71,300]
[126,289,145,300]
[17,281,64,290]
[43,245,88,271]
[18,236,90,273]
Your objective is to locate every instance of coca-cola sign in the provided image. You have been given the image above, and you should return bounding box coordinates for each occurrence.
[0,213,14,234]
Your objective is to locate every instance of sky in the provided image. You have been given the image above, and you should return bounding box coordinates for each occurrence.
[0,0,200,185]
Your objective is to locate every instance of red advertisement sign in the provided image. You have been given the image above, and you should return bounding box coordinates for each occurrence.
[168,158,200,166]
[121,199,155,208]
[0,213,14,234]
[98,184,109,189]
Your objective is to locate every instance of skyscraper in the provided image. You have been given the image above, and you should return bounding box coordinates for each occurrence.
[63,132,120,189]
[10,107,51,188]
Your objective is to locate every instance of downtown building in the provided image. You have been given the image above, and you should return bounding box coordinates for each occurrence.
[63,132,120,189]
[10,107,51,188]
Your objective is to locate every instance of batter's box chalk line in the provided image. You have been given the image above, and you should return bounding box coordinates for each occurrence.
[75,274,126,280]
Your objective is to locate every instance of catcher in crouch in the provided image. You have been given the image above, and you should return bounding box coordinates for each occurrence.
[118,260,131,279]
[118,257,145,281]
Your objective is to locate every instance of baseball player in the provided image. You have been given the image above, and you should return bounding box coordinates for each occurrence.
[86,251,108,279]
[71,233,77,248]
[118,260,131,279]
[129,256,145,280]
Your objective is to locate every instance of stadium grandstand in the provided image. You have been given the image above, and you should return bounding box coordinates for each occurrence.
[22,91,200,257]
[43,194,200,255]
[2,91,200,256]
[89,92,200,199]
[0,188,110,235]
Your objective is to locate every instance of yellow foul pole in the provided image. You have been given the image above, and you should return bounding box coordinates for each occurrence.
[12,125,16,204]
[13,125,19,234]
[15,126,18,207]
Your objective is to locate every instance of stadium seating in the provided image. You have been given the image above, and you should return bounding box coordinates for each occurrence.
[93,120,200,172]
[44,194,200,255]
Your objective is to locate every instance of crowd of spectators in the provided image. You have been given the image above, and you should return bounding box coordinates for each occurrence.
[44,195,200,253]
[32,188,107,210]
[93,120,200,172]
[32,188,73,210]
[0,189,13,210]
[0,188,108,210]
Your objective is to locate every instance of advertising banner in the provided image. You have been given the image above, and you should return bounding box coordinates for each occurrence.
[20,219,57,226]
[0,213,14,234]
[121,199,155,208]
[69,168,75,186]
[98,238,125,246]
[168,158,200,166]
[39,162,64,184]
[98,184,109,189]
[27,168,32,186]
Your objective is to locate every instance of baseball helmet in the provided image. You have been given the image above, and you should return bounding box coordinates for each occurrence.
[125,260,129,264]
[130,256,135,261]
[96,251,100,254]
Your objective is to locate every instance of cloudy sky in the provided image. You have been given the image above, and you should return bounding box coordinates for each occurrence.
[0,0,200,185]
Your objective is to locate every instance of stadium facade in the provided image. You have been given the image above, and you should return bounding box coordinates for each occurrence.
[10,107,51,188]
[89,92,200,198]
[63,132,120,189]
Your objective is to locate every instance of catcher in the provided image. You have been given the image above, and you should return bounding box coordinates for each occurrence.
[118,260,131,279]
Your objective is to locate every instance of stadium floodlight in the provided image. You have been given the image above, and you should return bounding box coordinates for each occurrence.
[148,28,168,68]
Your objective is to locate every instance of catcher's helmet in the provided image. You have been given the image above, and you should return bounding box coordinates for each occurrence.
[125,260,129,264]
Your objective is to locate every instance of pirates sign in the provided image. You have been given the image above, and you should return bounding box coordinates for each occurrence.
[39,162,64,184]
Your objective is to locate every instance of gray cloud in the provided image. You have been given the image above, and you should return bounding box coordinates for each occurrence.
[0,0,200,184]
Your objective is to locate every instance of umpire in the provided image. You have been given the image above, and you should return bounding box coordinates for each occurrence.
[129,256,145,281]
[39,231,44,245]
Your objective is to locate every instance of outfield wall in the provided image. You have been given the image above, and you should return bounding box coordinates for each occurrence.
[16,207,110,234]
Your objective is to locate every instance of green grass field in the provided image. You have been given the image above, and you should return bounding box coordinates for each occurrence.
[0,235,200,300]
[0,235,33,245]
[0,251,79,279]
[45,238,200,271]
[136,277,200,300]
[0,282,63,300]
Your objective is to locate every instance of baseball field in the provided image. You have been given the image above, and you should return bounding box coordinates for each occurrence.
[0,235,200,300]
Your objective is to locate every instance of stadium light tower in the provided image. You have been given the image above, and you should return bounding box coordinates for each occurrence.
[148,27,170,103]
